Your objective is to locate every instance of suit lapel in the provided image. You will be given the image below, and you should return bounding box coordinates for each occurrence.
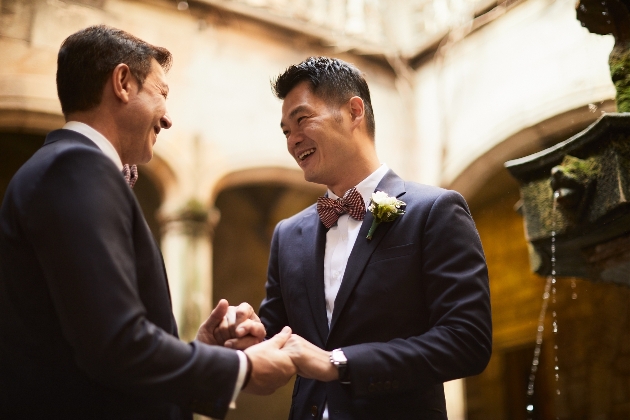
[328,170,406,336]
[300,208,329,345]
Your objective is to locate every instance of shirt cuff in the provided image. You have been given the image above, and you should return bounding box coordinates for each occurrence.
[229,350,248,409]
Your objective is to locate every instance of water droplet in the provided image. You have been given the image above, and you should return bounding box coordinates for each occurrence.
[603,11,608,16]
[527,404,534,412]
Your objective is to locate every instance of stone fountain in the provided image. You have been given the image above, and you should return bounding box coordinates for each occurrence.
[505,0,630,286]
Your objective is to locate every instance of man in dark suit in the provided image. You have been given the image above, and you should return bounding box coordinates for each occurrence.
[0,25,295,419]
[258,57,493,419]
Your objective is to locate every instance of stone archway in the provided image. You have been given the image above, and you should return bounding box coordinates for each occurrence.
[447,101,616,203]
[211,168,323,420]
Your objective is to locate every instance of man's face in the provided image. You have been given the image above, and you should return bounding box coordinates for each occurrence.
[123,59,172,164]
[280,82,353,188]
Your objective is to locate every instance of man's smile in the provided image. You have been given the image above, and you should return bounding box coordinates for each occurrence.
[297,148,316,161]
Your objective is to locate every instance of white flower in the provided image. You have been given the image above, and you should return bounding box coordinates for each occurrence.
[366,191,406,240]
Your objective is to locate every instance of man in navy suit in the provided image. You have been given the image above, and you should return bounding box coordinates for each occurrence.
[258,57,492,419]
[0,25,295,419]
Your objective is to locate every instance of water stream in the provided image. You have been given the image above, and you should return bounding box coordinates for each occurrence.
[526,191,564,419]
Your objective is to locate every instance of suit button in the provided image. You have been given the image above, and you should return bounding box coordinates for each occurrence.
[368,383,376,393]
[311,405,318,417]
[392,380,399,389]
[385,381,391,390]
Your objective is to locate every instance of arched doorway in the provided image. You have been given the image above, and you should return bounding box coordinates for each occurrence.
[212,169,324,420]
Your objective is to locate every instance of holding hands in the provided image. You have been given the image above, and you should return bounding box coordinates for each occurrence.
[197,300,337,395]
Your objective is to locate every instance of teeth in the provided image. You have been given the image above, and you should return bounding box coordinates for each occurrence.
[299,149,315,160]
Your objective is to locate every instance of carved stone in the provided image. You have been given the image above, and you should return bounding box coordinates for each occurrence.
[505,113,630,285]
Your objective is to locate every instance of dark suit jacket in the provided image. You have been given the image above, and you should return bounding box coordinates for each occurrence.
[259,170,492,420]
[0,130,239,420]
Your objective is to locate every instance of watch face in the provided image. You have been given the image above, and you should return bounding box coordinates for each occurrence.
[333,349,347,363]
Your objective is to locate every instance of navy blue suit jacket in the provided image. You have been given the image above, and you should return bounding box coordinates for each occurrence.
[0,130,239,419]
[259,170,492,420]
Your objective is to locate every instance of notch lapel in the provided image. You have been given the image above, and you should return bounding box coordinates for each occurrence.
[328,170,406,337]
[299,208,329,345]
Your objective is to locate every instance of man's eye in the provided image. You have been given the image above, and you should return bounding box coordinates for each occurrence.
[297,116,306,123]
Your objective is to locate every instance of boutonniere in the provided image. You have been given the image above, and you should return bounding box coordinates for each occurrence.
[366,191,406,240]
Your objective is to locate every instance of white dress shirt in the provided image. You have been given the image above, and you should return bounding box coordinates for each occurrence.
[62,121,247,410]
[322,163,389,419]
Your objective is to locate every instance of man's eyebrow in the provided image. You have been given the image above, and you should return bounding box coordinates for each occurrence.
[280,105,309,128]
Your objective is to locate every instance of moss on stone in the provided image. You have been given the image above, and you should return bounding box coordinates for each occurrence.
[610,43,630,112]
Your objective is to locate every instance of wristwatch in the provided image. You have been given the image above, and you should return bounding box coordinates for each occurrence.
[330,348,350,384]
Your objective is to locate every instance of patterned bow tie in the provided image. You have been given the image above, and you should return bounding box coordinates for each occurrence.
[317,187,365,228]
[122,164,138,188]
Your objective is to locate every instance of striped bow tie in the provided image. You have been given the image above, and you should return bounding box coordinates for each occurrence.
[122,164,138,188]
[317,187,365,228]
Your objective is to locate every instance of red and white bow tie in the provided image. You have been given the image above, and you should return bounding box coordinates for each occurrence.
[317,187,365,228]
[122,164,138,188]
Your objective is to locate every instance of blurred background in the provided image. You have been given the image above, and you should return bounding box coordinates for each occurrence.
[2,0,628,419]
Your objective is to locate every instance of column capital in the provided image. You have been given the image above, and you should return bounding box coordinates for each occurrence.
[159,199,221,239]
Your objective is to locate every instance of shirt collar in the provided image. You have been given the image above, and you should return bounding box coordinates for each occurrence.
[63,121,123,170]
[328,163,390,208]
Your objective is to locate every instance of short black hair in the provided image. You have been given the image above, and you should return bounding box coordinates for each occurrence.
[57,25,172,116]
[272,57,375,138]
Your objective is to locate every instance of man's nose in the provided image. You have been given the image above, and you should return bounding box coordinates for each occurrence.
[287,130,302,149]
[160,113,173,130]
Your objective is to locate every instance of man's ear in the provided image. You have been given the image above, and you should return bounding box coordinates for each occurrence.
[111,63,134,104]
[348,96,365,128]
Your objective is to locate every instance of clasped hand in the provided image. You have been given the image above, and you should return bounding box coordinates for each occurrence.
[196,299,338,396]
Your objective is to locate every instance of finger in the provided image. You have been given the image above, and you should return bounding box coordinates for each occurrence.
[224,335,263,350]
[235,302,254,324]
[215,316,233,343]
[235,320,266,339]
[267,326,292,348]
[202,299,229,331]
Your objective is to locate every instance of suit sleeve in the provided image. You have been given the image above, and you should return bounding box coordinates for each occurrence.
[259,221,290,337]
[342,190,492,396]
[23,148,239,419]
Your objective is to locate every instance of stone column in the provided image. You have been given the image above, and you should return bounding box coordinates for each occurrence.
[160,200,220,341]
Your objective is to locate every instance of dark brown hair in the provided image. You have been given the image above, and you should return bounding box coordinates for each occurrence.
[56,25,172,115]
[272,57,376,139]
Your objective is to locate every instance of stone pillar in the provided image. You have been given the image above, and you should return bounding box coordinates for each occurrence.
[160,200,220,341]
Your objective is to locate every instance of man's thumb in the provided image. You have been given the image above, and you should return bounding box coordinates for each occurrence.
[268,326,292,348]
[206,299,229,327]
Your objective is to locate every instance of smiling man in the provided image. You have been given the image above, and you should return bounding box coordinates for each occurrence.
[257,57,493,419]
[0,25,295,419]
